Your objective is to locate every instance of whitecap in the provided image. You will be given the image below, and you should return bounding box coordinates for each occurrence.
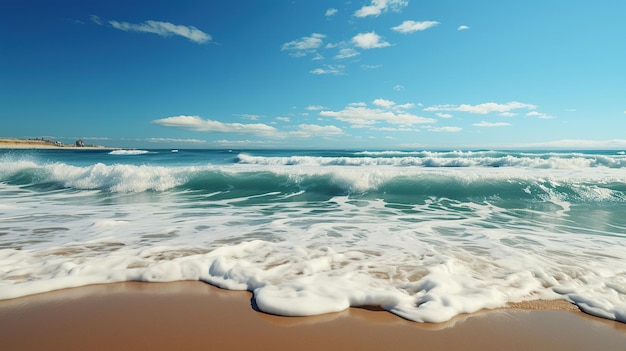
[109,150,150,155]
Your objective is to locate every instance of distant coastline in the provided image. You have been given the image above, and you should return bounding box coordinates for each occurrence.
[0,138,120,150]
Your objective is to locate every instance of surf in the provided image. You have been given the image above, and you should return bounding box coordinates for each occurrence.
[1,149,625,324]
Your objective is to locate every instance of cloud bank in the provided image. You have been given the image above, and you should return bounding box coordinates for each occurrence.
[424,101,537,114]
[152,115,278,136]
[153,115,344,139]
[290,124,343,138]
[320,99,435,127]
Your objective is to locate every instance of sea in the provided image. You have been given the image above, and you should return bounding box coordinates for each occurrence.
[0,148,625,323]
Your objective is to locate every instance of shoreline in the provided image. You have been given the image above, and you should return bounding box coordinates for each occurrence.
[0,137,119,150]
[1,281,624,350]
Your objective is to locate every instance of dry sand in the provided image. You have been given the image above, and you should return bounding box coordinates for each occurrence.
[1,281,624,351]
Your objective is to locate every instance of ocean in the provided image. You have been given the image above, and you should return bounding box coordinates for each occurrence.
[0,148,625,323]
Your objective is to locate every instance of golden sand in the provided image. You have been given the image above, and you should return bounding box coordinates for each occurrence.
[1,281,624,351]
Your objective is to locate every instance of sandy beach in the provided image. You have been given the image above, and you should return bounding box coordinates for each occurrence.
[0,138,117,150]
[1,281,624,351]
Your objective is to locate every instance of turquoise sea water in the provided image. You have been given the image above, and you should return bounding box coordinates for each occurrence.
[0,149,625,323]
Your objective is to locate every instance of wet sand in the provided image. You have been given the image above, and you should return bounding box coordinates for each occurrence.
[1,281,625,351]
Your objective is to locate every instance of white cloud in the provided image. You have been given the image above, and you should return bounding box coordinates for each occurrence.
[361,64,383,70]
[320,101,435,126]
[499,112,517,117]
[436,113,453,118]
[325,8,338,17]
[152,115,278,136]
[623,110,626,114]
[90,15,103,25]
[355,0,408,17]
[526,111,554,119]
[394,84,404,91]
[396,103,415,109]
[288,52,307,58]
[431,126,462,132]
[235,113,261,121]
[371,126,416,132]
[306,105,326,111]
[473,121,511,127]
[291,124,343,138]
[373,98,396,108]
[458,25,470,31]
[392,20,440,34]
[335,48,360,59]
[373,99,414,111]
[281,33,325,56]
[312,53,325,61]
[310,64,345,75]
[109,20,212,44]
[424,101,537,114]
[153,116,345,140]
[352,32,390,49]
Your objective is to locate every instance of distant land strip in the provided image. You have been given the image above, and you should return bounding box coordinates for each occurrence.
[0,138,120,150]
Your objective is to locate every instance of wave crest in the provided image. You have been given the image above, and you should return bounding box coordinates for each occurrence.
[1,156,625,203]
[238,152,626,169]
[109,150,150,155]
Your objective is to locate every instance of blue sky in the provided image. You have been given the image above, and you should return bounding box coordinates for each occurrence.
[1,0,625,149]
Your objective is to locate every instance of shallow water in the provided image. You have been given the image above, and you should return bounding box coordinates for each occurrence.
[1,149,625,322]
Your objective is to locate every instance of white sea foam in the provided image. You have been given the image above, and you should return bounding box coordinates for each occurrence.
[237,153,626,169]
[2,157,626,204]
[56,163,184,192]
[1,181,625,323]
[109,149,150,155]
[1,150,625,324]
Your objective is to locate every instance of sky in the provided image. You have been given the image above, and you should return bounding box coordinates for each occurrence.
[1,0,626,150]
